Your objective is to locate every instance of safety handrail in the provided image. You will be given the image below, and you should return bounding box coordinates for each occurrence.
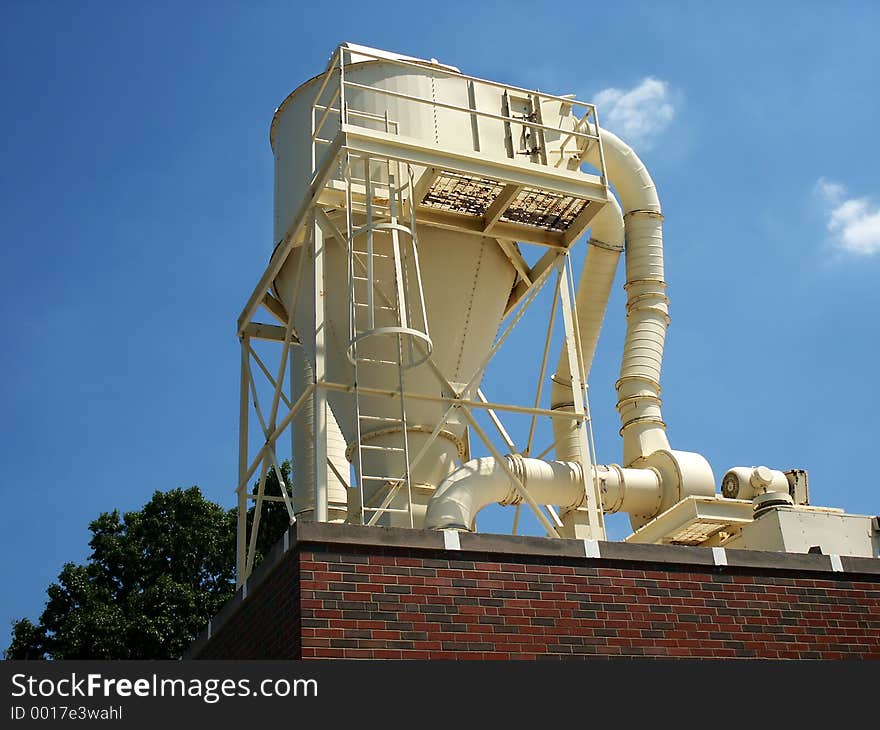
[309,43,606,183]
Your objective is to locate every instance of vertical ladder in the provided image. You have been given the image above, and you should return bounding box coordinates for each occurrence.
[345,152,430,528]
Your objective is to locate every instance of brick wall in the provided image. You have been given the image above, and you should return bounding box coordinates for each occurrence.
[187,524,880,660]
[194,536,302,659]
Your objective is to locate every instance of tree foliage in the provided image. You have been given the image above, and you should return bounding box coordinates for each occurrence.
[5,464,293,660]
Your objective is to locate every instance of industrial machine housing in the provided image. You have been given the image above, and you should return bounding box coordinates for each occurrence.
[232,42,879,589]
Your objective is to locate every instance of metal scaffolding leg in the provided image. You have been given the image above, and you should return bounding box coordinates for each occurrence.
[311,214,329,523]
[236,336,249,587]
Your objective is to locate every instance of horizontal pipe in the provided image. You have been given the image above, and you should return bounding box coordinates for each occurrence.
[424,456,662,531]
[424,456,583,531]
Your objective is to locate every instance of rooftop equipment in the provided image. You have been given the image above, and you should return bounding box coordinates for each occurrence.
[232,43,878,585]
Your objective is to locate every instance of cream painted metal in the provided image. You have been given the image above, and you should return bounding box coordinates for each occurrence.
[269,45,607,250]
[425,125,717,539]
[624,496,756,547]
[231,42,877,587]
[721,465,790,501]
[577,128,715,530]
[291,347,348,522]
[722,508,879,558]
[424,456,661,531]
[624,495,880,559]
[233,43,613,584]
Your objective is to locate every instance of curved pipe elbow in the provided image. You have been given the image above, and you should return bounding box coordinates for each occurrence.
[423,458,513,531]
[424,456,585,531]
[581,128,660,214]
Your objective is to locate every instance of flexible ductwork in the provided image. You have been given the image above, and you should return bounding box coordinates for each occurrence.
[551,129,669,468]
[580,129,713,525]
[582,129,670,464]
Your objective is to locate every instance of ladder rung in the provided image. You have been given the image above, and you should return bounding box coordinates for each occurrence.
[352,283,394,290]
[358,415,400,422]
[357,358,399,365]
[361,507,411,514]
[352,252,393,259]
[360,445,405,452]
[361,475,405,481]
[353,303,396,310]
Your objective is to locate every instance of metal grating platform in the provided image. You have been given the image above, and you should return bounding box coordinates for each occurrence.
[501,188,587,232]
[420,170,589,232]
[421,171,504,217]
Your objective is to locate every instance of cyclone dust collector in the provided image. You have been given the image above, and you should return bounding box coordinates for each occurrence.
[232,43,878,585]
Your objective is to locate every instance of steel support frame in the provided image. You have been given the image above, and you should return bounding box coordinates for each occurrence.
[235,216,317,586]
[236,245,605,583]
[236,65,612,583]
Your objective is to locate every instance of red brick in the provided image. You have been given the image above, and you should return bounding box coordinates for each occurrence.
[191,540,880,661]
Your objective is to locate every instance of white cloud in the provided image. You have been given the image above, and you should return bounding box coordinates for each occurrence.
[593,78,675,149]
[815,177,880,256]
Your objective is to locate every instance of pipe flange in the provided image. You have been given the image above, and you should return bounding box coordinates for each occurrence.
[566,460,588,510]
[600,463,625,513]
[623,209,664,221]
[615,375,663,393]
[587,237,625,253]
[625,292,670,308]
[550,372,572,387]
[618,416,667,437]
[616,393,664,408]
[500,453,526,505]
[623,277,668,290]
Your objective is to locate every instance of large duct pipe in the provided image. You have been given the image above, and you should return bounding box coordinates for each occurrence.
[424,456,661,531]
[576,128,713,526]
[550,129,668,466]
[425,457,583,531]
[425,127,714,532]
[580,128,670,465]
[550,195,624,462]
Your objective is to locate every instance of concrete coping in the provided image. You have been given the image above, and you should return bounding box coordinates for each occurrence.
[184,522,880,658]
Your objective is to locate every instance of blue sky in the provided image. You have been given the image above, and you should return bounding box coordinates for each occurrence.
[2,1,878,647]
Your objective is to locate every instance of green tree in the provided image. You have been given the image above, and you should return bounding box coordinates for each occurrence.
[5,464,294,660]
